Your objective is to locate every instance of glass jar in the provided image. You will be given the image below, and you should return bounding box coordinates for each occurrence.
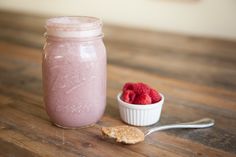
[43,16,106,128]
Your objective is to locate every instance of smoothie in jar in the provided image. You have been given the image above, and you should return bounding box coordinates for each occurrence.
[42,16,106,128]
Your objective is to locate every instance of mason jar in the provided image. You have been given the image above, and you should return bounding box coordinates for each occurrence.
[43,16,106,128]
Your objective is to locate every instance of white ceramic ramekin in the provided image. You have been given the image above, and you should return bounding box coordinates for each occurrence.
[117,92,164,126]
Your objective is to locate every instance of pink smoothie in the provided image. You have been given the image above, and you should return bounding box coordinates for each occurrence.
[43,17,106,128]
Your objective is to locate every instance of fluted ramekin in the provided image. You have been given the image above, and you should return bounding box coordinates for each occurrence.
[117,92,164,126]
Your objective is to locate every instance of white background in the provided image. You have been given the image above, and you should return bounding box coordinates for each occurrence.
[0,0,236,40]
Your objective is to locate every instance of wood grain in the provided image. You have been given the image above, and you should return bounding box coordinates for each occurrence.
[0,10,235,157]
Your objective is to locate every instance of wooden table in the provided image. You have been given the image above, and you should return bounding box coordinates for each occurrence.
[0,11,236,157]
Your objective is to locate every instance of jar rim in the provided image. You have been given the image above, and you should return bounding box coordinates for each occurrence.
[46,16,102,30]
[45,16,103,38]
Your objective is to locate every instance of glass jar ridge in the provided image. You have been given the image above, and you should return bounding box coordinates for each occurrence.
[45,16,103,39]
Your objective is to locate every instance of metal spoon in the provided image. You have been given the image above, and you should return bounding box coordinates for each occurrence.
[101,118,215,144]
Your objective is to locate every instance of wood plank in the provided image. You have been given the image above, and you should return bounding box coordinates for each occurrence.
[107,45,236,90]
[0,41,235,114]
[0,88,235,156]
[0,10,236,54]
[1,24,236,91]
[1,11,236,90]
[0,107,177,157]
[0,139,40,157]
[0,92,234,157]
[0,64,236,154]
[0,41,235,121]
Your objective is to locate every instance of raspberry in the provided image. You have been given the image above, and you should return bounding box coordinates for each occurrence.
[133,83,150,95]
[149,88,161,103]
[123,82,134,92]
[133,93,152,105]
[122,90,136,103]
[122,82,161,105]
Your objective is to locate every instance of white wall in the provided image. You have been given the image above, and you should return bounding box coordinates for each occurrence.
[0,0,236,40]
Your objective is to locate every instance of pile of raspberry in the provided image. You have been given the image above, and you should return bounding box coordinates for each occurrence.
[121,82,161,105]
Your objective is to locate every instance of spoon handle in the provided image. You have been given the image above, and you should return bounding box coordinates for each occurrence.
[144,118,214,136]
